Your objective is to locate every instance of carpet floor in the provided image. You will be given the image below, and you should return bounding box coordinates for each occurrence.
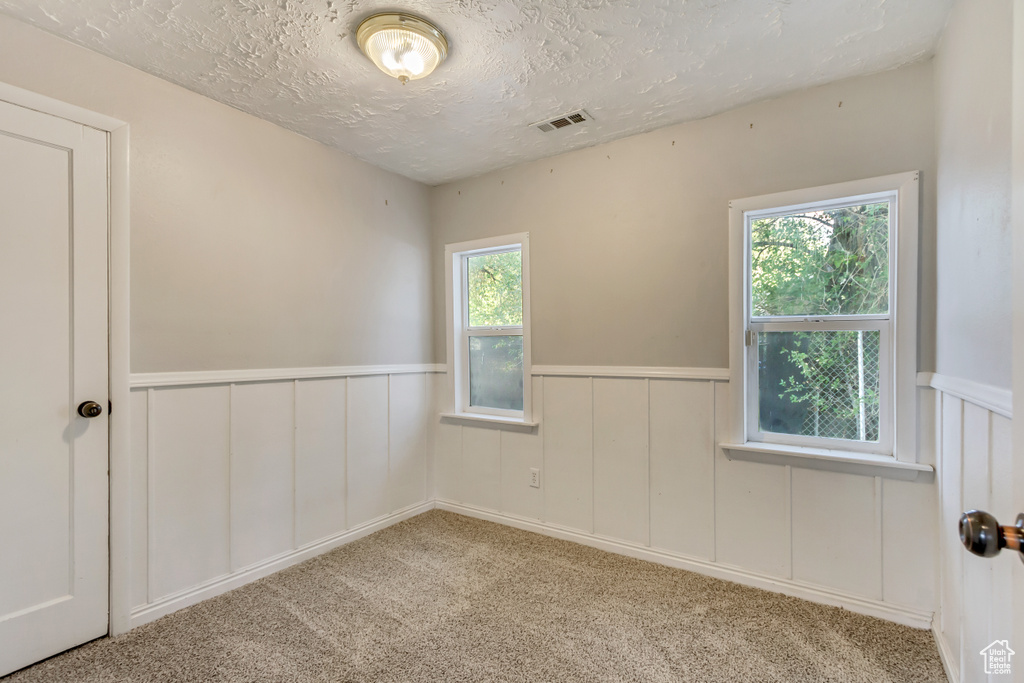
[4,510,946,682]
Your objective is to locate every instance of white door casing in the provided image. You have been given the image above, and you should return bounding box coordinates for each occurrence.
[0,99,109,676]
[1013,6,1024,683]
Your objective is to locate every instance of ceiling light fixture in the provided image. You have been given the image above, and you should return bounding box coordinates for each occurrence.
[356,13,449,84]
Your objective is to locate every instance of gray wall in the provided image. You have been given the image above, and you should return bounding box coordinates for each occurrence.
[0,10,947,377]
[0,14,433,373]
[430,62,937,369]
[934,0,1013,389]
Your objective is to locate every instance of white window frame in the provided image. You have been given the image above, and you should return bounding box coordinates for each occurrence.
[728,172,919,463]
[444,233,533,425]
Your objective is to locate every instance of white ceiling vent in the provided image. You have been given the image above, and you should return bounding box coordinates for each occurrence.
[532,109,592,133]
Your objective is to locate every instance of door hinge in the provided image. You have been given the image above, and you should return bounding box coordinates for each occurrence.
[745,330,754,346]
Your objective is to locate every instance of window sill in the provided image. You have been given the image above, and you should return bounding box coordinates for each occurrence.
[719,441,933,481]
[439,412,539,430]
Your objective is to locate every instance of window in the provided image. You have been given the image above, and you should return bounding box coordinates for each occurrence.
[444,233,533,424]
[728,173,919,461]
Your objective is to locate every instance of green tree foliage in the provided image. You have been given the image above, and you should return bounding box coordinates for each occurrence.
[751,203,889,442]
[751,203,889,317]
[468,251,522,327]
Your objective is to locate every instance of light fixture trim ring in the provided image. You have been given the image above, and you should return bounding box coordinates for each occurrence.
[356,12,449,67]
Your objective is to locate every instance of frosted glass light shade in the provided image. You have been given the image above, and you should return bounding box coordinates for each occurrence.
[356,13,448,83]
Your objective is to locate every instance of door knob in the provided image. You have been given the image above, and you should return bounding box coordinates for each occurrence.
[959,510,1024,563]
[77,401,103,418]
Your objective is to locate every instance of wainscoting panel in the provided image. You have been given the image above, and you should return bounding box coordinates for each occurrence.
[960,401,994,680]
[294,378,347,547]
[230,381,295,571]
[434,419,462,503]
[938,393,965,678]
[791,469,881,599]
[346,375,390,528]
[592,378,649,545]
[435,369,938,628]
[648,379,715,561]
[987,414,1015,648]
[129,389,148,609]
[714,449,792,579]
[460,426,501,511]
[542,377,594,534]
[129,367,437,627]
[880,475,937,609]
[961,403,991,517]
[388,373,428,512]
[499,377,544,521]
[714,379,792,579]
[150,385,231,600]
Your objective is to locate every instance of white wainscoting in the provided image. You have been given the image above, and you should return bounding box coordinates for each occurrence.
[927,374,1015,683]
[127,364,944,634]
[129,366,437,627]
[432,370,938,629]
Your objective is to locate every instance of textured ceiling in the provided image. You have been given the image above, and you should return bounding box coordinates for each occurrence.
[0,0,952,185]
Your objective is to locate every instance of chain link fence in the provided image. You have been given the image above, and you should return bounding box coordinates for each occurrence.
[797,331,880,441]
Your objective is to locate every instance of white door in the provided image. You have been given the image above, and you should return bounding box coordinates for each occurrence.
[1014,11,1024,683]
[0,99,109,676]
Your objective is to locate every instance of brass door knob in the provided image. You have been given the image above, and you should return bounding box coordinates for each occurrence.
[959,510,1024,563]
[77,401,103,418]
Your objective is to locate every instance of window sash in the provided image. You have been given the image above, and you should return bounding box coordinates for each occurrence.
[459,328,524,417]
[746,193,896,322]
[745,316,894,455]
[461,250,523,330]
[749,319,888,332]
[744,190,896,222]
[749,314,890,325]
[465,326,523,336]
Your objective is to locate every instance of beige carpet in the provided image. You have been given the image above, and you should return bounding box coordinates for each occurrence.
[4,510,946,682]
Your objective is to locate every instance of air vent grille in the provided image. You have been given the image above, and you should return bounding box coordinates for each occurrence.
[532,109,592,133]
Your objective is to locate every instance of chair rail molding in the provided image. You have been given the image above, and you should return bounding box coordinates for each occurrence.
[432,366,731,381]
[917,371,1012,418]
[531,365,730,381]
[130,364,446,388]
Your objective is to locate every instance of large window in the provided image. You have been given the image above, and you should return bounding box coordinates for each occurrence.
[444,233,532,424]
[728,173,919,461]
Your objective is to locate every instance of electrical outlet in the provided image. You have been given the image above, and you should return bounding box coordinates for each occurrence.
[529,468,540,488]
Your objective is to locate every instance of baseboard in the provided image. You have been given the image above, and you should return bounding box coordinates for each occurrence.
[436,500,934,630]
[932,622,960,683]
[129,501,434,628]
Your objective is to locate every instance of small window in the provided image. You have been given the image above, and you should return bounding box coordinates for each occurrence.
[729,173,918,459]
[445,234,532,423]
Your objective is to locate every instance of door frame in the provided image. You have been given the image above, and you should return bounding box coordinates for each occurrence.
[0,81,132,636]
[1012,0,1024,657]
